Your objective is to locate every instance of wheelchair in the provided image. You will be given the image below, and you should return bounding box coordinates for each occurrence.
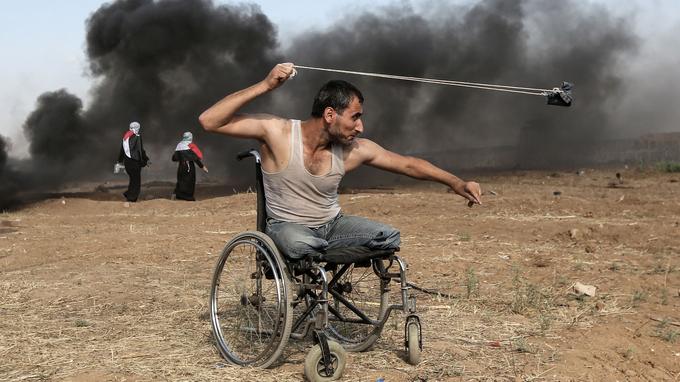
[209,149,422,381]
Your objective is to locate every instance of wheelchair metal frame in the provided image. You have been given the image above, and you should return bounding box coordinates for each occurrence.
[209,149,422,379]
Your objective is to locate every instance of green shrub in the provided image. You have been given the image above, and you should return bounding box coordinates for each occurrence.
[656,161,680,173]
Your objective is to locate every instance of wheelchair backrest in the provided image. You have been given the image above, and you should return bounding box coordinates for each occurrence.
[237,149,267,232]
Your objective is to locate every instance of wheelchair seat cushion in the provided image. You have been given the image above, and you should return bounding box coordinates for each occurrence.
[310,246,398,264]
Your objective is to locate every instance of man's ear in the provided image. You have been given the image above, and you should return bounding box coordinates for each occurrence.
[323,107,335,123]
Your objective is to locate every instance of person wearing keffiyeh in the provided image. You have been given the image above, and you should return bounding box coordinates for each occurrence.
[117,121,149,202]
[171,131,208,201]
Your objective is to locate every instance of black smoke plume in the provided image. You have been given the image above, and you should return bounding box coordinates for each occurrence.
[82,0,281,150]
[0,136,22,209]
[0,136,7,173]
[283,0,638,171]
[4,0,641,207]
[12,0,281,202]
[24,90,90,176]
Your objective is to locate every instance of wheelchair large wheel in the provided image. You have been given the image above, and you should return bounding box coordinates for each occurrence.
[209,231,293,368]
[325,259,389,352]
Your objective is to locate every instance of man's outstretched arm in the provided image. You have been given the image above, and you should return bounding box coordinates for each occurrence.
[354,138,482,206]
[198,63,296,139]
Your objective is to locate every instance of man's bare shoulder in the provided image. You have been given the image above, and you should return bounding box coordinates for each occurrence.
[259,117,293,171]
[343,138,382,170]
[264,116,292,142]
[353,138,383,155]
[257,116,292,154]
[233,113,289,140]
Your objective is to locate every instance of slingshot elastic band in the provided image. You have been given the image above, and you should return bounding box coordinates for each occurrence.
[292,64,573,106]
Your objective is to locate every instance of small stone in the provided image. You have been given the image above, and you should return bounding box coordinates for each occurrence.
[569,229,582,240]
[573,282,596,296]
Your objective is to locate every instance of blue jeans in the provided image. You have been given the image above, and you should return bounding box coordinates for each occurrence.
[265,214,401,260]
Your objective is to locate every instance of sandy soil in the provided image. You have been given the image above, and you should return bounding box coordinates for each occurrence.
[1,167,679,381]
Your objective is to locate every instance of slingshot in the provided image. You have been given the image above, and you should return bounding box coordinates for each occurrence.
[293,64,573,107]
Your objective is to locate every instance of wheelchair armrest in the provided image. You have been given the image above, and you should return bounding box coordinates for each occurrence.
[236,149,261,163]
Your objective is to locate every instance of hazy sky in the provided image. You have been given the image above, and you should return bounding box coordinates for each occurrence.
[1,0,679,157]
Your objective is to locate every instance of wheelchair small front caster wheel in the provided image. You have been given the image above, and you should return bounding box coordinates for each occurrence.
[406,321,422,365]
[304,340,346,381]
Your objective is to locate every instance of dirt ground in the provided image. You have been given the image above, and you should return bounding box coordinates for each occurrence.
[1,167,679,381]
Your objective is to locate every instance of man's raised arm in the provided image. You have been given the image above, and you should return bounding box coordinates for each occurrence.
[198,63,296,139]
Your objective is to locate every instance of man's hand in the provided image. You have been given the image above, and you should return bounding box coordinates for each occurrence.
[202,165,209,173]
[264,63,296,91]
[451,181,482,207]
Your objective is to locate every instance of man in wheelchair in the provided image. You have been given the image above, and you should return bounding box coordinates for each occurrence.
[199,63,482,380]
[199,63,481,258]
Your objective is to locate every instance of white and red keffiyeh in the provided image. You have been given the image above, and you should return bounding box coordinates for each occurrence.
[122,122,140,158]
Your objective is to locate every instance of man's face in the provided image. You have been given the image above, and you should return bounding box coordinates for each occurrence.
[327,97,364,146]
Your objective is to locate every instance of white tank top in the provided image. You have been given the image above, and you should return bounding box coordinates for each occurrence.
[262,120,345,227]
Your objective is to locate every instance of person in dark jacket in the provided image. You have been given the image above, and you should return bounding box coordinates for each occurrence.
[171,132,208,201]
[117,121,149,202]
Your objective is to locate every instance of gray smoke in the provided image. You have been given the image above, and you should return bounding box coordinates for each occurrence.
[3,0,643,207]
[283,0,638,170]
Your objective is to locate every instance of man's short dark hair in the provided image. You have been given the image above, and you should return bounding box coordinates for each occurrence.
[311,80,364,117]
